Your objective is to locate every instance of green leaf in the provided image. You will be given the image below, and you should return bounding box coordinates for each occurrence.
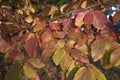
[23,63,37,78]
[73,64,106,80]
[5,61,22,80]
[52,48,66,65]
[28,58,45,69]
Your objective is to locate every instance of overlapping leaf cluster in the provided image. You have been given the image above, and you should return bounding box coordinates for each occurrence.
[0,0,120,80]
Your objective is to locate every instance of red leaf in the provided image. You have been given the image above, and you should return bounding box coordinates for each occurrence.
[49,22,60,30]
[84,10,107,30]
[24,37,38,57]
[75,10,89,27]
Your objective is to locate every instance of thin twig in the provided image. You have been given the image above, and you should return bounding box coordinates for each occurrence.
[50,0,108,21]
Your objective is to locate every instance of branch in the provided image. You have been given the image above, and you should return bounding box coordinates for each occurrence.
[50,0,108,21]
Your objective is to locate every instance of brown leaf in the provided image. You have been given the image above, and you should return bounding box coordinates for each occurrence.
[113,10,120,23]
[91,36,106,61]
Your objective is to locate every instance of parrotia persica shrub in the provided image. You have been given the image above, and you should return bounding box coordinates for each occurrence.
[0,0,120,80]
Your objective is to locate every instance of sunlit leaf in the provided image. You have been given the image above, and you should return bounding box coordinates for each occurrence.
[23,63,37,78]
[5,61,22,80]
[52,48,66,65]
[25,15,33,23]
[28,58,45,69]
[81,0,87,8]
[73,64,106,80]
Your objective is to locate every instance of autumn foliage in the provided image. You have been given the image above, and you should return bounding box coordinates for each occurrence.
[0,0,120,80]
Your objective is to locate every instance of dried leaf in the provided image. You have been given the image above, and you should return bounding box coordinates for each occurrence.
[49,22,60,30]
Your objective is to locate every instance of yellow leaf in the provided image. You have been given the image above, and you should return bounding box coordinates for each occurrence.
[23,63,37,78]
[81,0,87,8]
[52,48,66,65]
[25,15,33,23]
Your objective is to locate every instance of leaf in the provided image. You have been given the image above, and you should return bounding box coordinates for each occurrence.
[24,37,38,57]
[49,22,60,30]
[52,48,66,65]
[71,49,89,63]
[55,39,65,49]
[25,15,33,23]
[23,63,37,78]
[40,30,53,43]
[81,0,87,8]
[60,54,73,72]
[113,10,120,23]
[84,10,107,30]
[75,10,88,27]
[0,35,10,53]
[33,21,45,32]
[109,47,120,68]
[66,61,80,80]
[52,31,66,39]
[65,39,75,48]
[73,64,106,80]
[28,58,45,69]
[91,36,106,61]
[5,61,22,80]
[5,44,18,60]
